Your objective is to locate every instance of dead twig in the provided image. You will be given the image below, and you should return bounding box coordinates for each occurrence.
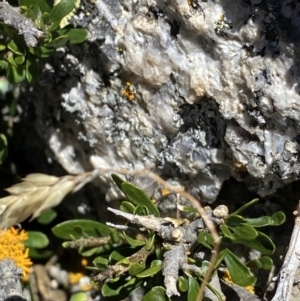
[271,201,300,301]
[107,206,225,298]
[63,236,111,249]
[92,167,221,300]
[0,259,27,301]
[93,246,153,282]
[0,1,44,47]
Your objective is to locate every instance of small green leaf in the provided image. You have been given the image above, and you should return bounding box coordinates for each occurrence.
[122,231,146,247]
[49,0,78,22]
[46,35,69,48]
[0,45,6,51]
[178,276,189,292]
[37,209,57,224]
[246,211,286,227]
[0,60,8,69]
[88,244,114,255]
[102,277,143,300]
[129,262,146,276]
[7,39,25,55]
[247,256,273,270]
[230,224,258,240]
[124,277,139,287]
[14,55,26,65]
[25,231,49,248]
[109,250,126,263]
[225,215,247,226]
[6,54,18,68]
[197,231,213,249]
[155,248,164,260]
[40,0,53,13]
[200,260,211,275]
[7,64,26,83]
[81,247,100,257]
[234,231,275,255]
[223,249,256,287]
[25,54,38,83]
[48,20,61,32]
[178,205,198,214]
[0,134,8,165]
[28,248,53,259]
[42,12,51,24]
[214,249,228,269]
[57,28,87,44]
[133,204,149,216]
[220,224,235,240]
[30,46,54,58]
[19,0,42,19]
[112,174,160,217]
[110,228,120,244]
[69,292,89,301]
[142,286,169,301]
[188,277,199,301]
[122,182,159,216]
[120,201,136,214]
[102,280,125,299]
[35,15,45,31]
[111,173,124,188]
[52,219,112,240]
[230,198,260,216]
[93,256,109,268]
[145,234,155,251]
[137,261,162,278]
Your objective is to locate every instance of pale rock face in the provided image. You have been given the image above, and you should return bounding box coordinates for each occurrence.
[33,0,300,203]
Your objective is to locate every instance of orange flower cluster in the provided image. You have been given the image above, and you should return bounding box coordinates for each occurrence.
[0,227,32,279]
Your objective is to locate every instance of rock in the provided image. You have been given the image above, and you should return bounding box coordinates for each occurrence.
[28,0,300,203]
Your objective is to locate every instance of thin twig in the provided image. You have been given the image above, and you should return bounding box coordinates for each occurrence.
[63,236,110,248]
[93,246,153,282]
[0,2,44,47]
[271,201,300,301]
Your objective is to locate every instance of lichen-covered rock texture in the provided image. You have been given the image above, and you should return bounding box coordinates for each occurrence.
[29,0,300,203]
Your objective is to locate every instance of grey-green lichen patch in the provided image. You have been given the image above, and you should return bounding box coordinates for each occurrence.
[27,0,300,203]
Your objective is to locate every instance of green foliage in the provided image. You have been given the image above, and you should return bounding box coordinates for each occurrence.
[0,134,8,164]
[52,177,286,300]
[24,230,53,259]
[52,219,113,240]
[111,174,160,217]
[37,208,57,224]
[142,287,169,301]
[69,292,90,301]
[0,0,87,83]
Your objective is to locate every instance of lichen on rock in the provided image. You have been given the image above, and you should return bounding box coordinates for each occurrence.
[27,0,300,203]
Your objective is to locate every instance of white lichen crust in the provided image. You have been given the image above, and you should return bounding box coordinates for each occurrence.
[29,0,300,202]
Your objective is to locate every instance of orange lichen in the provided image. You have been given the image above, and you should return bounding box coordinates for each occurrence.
[122,82,135,101]
[81,258,88,267]
[69,272,93,291]
[223,269,255,294]
[0,227,32,280]
[69,272,84,284]
[162,188,170,196]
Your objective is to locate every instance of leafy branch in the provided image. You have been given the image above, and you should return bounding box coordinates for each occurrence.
[0,168,286,300]
[0,0,87,83]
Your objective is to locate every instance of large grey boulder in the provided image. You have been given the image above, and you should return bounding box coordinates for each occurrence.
[31,0,300,203]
